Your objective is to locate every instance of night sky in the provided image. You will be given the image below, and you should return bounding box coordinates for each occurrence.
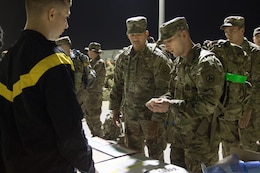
[0,0,259,52]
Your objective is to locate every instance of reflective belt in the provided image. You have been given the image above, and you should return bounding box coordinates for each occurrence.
[225,73,247,84]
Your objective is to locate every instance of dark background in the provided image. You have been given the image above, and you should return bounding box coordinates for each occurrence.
[0,0,259,51]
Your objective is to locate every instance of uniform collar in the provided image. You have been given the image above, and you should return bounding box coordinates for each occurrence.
[183,43,201,65]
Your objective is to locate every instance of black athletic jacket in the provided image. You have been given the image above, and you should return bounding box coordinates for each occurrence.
[0,30,94,173]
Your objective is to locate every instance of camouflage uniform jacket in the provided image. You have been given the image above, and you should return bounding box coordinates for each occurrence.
[71,56,84,93]
[169,44,225,146]
[86,55,106,93]
[207,40,252,120]
[109,43,172,121]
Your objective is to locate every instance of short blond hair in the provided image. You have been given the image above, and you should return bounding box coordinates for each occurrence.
[25,0,72,16]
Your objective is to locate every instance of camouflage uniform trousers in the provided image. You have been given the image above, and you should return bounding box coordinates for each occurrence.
[169,146,185,168]
[77,90,103,137]
[219,118,241,157]
[170,129,219,173]
[123,116,166,161]
[240,111,260,152]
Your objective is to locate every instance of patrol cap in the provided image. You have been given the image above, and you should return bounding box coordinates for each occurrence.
[56,36,72,46]
[126,16,147,34]
[220,16,245,30]
[253,27,260,37]
[84,42,102,53]
[159,17,189,42]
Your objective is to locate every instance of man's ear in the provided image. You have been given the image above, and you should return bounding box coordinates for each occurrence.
[145,30,149,37]
[181,30,187,38]
[48,8,56,21]
[241,27,245,35]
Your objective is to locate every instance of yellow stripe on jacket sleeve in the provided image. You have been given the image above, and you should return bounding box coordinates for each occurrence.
[0,53,74,102]
[0,82,13,102]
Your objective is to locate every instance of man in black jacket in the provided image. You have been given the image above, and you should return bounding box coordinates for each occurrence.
[0,0,95,172]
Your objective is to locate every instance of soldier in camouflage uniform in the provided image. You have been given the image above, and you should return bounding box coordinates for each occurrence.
[77,42,106,137]
[203,39,252,156]
[56,36,96,94]
[203,16,260,156]
[55,36,83,93]
[221,16,260,151]
[109,16,172,160]
[252,27,260,147]
[146,17,225,173]
[253,27,260,46]
[216,16,260,155]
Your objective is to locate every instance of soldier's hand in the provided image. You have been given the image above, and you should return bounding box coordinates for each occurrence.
[146,98,157,111]
[146,98,170,113]
[112,109,121,127]
[239,106,252,128]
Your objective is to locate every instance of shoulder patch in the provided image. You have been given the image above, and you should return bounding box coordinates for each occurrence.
[205,73,215,83]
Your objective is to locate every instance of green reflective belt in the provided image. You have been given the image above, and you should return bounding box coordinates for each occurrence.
[225,73,247,84]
